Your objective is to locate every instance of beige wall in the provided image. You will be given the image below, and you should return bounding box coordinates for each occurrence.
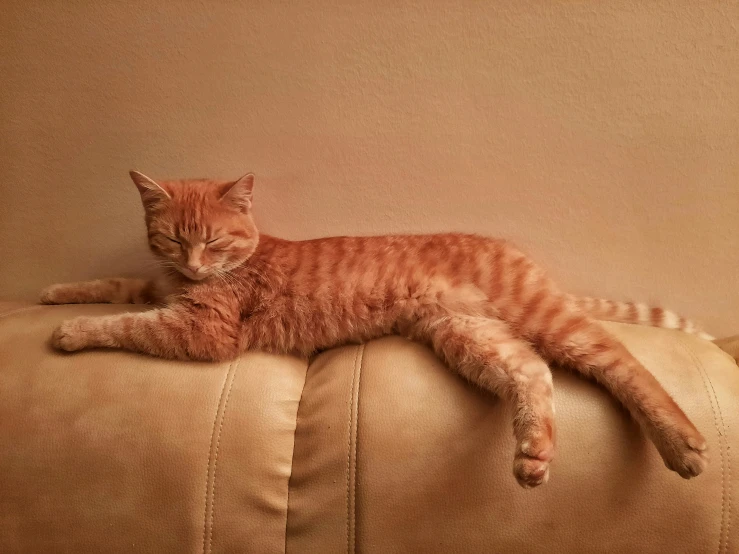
[1,1,737,336]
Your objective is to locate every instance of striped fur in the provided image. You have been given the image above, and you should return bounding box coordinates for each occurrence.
[42,172,710,488]
[567,295,714,340]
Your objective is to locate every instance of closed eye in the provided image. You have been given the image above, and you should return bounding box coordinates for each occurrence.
[164,236,181,245]
[206,237,224,245]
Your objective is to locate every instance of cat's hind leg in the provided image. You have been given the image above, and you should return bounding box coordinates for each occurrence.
[529,307,708,478]
[40,278,156,305]
[408,313,556,488]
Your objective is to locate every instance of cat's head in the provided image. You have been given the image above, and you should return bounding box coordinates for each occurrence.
[129,171,259,281]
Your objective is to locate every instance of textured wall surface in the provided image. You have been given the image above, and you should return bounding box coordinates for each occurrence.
[1,1,737,335]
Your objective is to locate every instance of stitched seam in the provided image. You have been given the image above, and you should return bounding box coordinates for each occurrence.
[709,375,732,554]
[678,340,729,553]
[201,360,237,554]
[0,305,44,321]
[346,345,364,554]
[284,360,311,554]
[690,343,732,553]
[207,359,239,553]
[352,344,364,554]
[346,347,358,554]
[206,358,239,554]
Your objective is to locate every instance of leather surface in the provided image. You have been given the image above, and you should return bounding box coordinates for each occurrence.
[715,335,739,365]
[1,303,737,552]
[287,325,738,553]
[0,304,307,554]
[286,344,364,554]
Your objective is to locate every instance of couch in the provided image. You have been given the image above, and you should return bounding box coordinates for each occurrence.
[1,301,737,553]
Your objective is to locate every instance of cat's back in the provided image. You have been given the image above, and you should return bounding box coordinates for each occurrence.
[244,232,538,352]
[264,232,511,296]
[283,231,505,258]
[270,231,499,263]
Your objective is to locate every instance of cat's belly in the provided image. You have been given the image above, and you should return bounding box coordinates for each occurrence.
[242,299,396,356]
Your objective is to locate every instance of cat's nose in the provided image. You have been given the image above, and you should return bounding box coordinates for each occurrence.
[186,263,203,274]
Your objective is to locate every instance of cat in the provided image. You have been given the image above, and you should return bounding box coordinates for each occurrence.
[41,170,711,488]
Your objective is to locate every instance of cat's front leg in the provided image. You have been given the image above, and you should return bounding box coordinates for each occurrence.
[40,278,157,305]
[51,304,241,362]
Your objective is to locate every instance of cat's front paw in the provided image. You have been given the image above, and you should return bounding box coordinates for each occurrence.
[40,284,71,305]
[51,317,95,352]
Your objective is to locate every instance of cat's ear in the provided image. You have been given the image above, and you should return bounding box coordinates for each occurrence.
[129,171,171,211]
[218,173,254,212]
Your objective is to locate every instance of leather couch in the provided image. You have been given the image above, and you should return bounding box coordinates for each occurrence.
[1,301,737,553]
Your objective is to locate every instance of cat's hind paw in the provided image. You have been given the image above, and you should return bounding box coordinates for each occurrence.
[513,438,554,489]
[656,427,709,479]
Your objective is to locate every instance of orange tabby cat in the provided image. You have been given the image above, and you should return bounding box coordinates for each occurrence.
[41,171,711,488]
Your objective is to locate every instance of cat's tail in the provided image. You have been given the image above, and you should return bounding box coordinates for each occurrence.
[566,294,715,340]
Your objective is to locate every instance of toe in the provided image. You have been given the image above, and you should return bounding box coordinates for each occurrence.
[657,428,710,479]
[514,456,551,488]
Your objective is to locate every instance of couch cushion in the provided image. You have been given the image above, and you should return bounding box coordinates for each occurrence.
[0,303,307,553]
[286,324,739,553]
[0,303,736,553]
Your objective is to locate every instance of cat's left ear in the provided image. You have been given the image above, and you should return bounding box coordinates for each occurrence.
[218,173,254,212]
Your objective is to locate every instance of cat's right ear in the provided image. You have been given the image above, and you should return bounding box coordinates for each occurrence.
[129,171,171,211]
